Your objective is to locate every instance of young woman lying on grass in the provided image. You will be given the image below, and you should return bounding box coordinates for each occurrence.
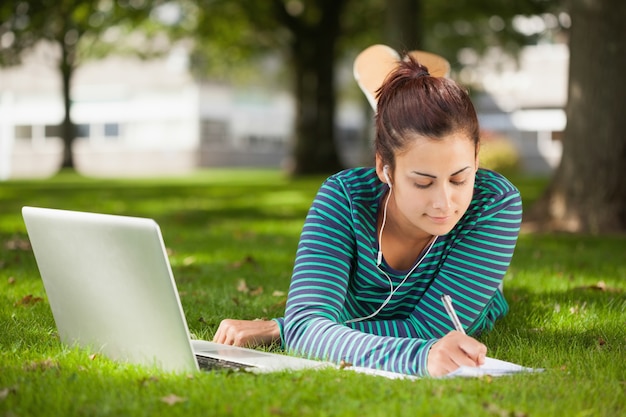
[213,51,522,377]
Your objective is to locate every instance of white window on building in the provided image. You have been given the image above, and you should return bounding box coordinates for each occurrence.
[200,119,229,147]
[76,124,90,139]
[104,123,120,139]
[44,124,62,139]
[14,125,32,140]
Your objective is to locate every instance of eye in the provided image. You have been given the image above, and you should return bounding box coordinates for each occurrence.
[414,182,432,189]
[451,179,467,186]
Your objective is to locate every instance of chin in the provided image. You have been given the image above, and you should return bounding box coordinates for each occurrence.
[432,226,455,237]
[422,221,457,237]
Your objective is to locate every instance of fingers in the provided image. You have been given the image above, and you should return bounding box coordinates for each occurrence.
[427,331,487,377]
[212,319,243,345]
[212,319,280,347]
[212,319,231,344]
[457,333,487,366]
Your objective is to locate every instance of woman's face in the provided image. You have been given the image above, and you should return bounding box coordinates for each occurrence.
[377,132,478,237]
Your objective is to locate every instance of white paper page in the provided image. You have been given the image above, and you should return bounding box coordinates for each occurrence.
[346,366,419,380]
[445,356,541,378]
[344,357,541,380]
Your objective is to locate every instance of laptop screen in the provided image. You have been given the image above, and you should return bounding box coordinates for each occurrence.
[22,206,199,372]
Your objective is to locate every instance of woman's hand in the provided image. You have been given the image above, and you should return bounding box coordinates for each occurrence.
[212,319,280,347]
[427,331,487,377]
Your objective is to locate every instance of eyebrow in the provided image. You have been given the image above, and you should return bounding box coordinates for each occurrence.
[412,166,471,179]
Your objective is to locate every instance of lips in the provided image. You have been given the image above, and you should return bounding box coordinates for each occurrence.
[427,215,452,224]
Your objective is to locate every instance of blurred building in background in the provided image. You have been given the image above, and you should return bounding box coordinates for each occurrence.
[469,43,568,174]
[0,42,565,179]
[0,42,301,178]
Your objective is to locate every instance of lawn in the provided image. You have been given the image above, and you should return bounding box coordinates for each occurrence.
[0,169,624,417]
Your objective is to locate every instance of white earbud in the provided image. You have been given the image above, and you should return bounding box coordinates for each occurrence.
[383,165,392,188]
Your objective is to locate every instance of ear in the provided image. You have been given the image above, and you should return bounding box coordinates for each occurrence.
[375,154,389,184]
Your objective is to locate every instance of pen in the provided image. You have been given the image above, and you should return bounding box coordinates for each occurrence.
[441,294,466,334]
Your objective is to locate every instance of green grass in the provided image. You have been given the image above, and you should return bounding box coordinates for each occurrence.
[1,170,624,417]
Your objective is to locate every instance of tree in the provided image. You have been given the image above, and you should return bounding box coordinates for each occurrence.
[273,0,348,174]
[530,0,626,233]
[192,0,351,175]
[0,0,169,170]
[384,0,423,51]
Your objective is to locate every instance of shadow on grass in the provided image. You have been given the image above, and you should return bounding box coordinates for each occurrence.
[0,178,319,238]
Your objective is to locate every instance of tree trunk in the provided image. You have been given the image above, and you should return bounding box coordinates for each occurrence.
[59,38,76,170]
[385,0,423,52]
[282,0,346,175]
[530,0,626,233]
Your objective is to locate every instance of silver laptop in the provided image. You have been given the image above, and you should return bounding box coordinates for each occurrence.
[22,206,327,374]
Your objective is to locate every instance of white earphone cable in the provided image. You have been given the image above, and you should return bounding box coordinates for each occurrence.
[346,184,437,324]
[376,185,392,266]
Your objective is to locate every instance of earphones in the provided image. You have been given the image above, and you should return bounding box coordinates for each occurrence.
[377,165,392,266]
[345,164,437,324]
[383,165,392,188]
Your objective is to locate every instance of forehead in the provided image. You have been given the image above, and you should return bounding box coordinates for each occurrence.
[398,131,475,157]
[393,132,476,173]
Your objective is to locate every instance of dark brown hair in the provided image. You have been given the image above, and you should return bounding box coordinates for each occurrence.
[375,54,480,168]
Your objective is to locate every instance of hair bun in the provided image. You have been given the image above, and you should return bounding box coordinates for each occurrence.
[404,50,450,79]
[354,44,450,110]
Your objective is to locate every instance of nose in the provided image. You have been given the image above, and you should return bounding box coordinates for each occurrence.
[432,184,452,211]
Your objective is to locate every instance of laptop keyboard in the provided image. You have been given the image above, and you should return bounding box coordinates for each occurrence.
[196,355,256,372]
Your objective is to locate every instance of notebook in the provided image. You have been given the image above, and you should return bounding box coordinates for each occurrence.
[21,206,328,374]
